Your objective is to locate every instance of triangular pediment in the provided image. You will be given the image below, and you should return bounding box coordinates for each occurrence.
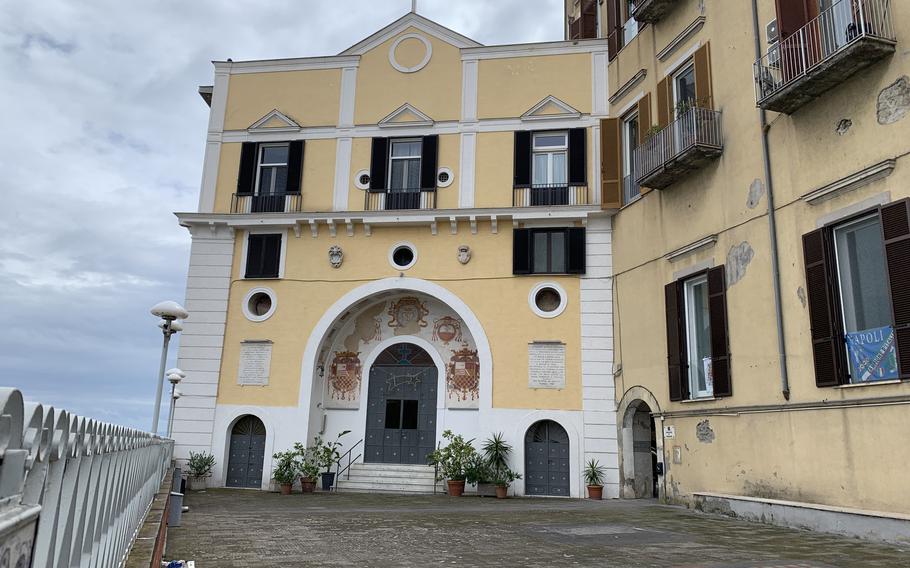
[521,96,582,121]
[379,103,434,128]
[248,109,300,132]
[339,12,482,56]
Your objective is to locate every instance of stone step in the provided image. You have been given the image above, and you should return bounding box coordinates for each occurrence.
[347,464,437,475]
[338,474,440,486]
[335,480,441,494]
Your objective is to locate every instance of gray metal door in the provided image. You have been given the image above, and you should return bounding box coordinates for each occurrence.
[226,415,266,488]
[364,343,437,464]
[525,420,570,496]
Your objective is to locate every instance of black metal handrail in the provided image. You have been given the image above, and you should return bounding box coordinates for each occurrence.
[231,192,302,214]
[364,187,437,211]
[512,183,590,207]
[335,438,364,489]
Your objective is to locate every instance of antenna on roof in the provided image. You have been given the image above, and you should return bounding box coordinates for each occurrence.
[411,0,417,13]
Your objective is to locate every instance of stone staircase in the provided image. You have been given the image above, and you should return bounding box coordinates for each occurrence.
[334,463,443,494]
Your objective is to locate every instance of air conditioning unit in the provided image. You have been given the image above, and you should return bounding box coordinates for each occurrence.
[766,19,780,68]
[766,19,779,43]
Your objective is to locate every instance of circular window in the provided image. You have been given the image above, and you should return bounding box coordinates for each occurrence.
[528,282,567,318]
[242,287,277,322]
[437,167,454,188]
[389,242,418,270]
[354,169,371,190]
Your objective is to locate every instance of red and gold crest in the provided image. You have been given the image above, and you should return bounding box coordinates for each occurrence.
[432,316,463,344]
[329,351,362,401]
[387,296,429,329]
[446,348,479,402]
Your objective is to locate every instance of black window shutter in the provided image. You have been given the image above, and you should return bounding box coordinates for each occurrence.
[566,228,586,274]
[514,131,532,187]
[880,199,910,378]
[261,234,281,278]
[286,141,304,194]
[802,228,844,387]
[370,138,389,190]
[246,234,264,277]
[237,142,258,195]
[568,128,587,185]
[420,135,439,190]
[665,281,689,401]
[707,266,732,397]
[513,229,531,274]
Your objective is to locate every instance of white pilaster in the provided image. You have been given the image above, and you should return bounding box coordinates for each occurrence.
[338,66,358,128]
[333,137,353,211]
[461,59,478,123]
[458,132,477,208]
[592,51,609,117]
[198,63,231,213]
[172,224,235,461]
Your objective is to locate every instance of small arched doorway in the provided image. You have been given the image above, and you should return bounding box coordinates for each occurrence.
[525,420,570,496]
[629,402,658,498]
[226,415,266,488]
[364,342,438,464]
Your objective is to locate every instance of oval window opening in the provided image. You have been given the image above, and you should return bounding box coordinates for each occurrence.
[392,246,415,269]
[535,288,561,313]
[248,292,273,317]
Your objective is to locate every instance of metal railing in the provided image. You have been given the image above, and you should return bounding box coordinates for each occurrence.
[231,192,303,214]
[0,387,173,568]
[334,438,363,486]
[622,174,639,205]
[364,187,437,211]
[513,184,590,207]
[754,0,895,105]
[634,107,723,184]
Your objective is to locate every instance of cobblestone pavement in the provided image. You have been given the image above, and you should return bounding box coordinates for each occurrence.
[166,490,907,567]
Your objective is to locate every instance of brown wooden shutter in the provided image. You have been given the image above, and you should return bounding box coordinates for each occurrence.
[606,0,622,60]
[600,118,622,209]
[802,228,845,387]
[880,199,910,378]
[656,77,672,128]
[693,42,714,110]
[237,142,257,195]
[707,266,732,397]
[774,0,812,40]
[581,0,598,39]
[665,281,689,402]
[637,93,652,145]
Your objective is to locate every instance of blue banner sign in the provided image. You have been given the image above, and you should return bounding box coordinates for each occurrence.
[845,325,899,383]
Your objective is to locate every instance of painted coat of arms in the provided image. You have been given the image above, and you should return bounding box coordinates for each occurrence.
[387,296,429,330]
[329,351,362,402]
[432,316,463,345]
[446,348,479,407]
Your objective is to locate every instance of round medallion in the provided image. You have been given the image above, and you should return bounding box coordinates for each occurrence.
[389,33,433,74]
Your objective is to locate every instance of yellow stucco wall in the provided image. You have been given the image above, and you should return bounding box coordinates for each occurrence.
[477,54,593,119]
[217,224,583,411]
[224,69,341,130]
[473,131,515,208]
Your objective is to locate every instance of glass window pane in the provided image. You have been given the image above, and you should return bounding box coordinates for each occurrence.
[406,158,421,189]
[261,145,288,165]
[685,276,712,397]
[533,153,549,185]
[534,134,567,149]
[674,66,697,112]
[384,400,402,429]
[550,231,566,273]
[258,168,273,194]
[273,166,287,194]
[533,232,549,273]
[552,153,567,184]
[835,216,891,332]
[391,141,421,157]
[390,160,406,189]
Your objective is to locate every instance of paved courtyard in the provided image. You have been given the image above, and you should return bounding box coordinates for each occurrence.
[166,489,907,567]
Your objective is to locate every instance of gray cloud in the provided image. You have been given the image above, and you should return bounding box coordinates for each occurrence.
[0,0,563,431]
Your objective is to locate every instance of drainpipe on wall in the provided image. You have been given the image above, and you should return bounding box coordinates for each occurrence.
[751,0,791,400]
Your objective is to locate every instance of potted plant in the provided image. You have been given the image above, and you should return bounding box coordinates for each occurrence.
[465,454,494,496]
[311,430,351,491]
[490,467,522,499]
[294,442,319,494]
[427,429,478,497]
[186,451,215,491]
[585,458,606,500]
[481,433,521,499]
[272,450,299,495]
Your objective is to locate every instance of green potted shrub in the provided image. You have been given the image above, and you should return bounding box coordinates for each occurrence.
[585,459,607,500]
[272,450,299,495]
[427,430,478,497]
[293,442,320,494]
[186,451,215,491]
[465,454,493,496]
[482,433,521,499]
[490,467,522,499]
[311,430,350,491]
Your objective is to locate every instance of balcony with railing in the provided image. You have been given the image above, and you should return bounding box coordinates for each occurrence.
[232,192,303,214]
[634,107,723,190]
[513,183,591,207]
[754,0,896,114]
[632,0,679,24]
[364,187,437,211]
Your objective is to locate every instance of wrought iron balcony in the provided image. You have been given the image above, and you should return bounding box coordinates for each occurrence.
[364,187,437,211]
[634,107,723,190]
[231,193,303,214]
[632,0,679,24]
[754,0,896,114]
[513,184,590,207]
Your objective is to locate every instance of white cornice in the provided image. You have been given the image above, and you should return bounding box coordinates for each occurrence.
[521,95,582,122]
[665,234,718,262]
[802,159,897,204]
[215,55,360,75]
[339,12,481,56]
[379,103,434,128]
[657,16,707,62]
[248,109,300,133]
[462,39,608,61]
[609,69,647,105]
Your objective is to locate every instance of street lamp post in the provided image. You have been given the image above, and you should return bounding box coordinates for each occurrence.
[166,368,185,438]
[150,301,188,434]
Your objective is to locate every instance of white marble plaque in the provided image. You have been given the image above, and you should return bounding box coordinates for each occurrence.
[528,342,566,389]
[238,341,272,386]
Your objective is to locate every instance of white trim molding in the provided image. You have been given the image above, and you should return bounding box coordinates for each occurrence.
[665,234,718,263]
[610,69,647,105]
[437,166,454,188]
[463,39,608,61]
[378,103,434,128]
[217,56,360,75]
[333,137,353,211]
[339,12,481,56]
[388,241,419,270]
[802,159,897,204]
[462,59,479,122]
[521,95,582,122]
[529,281,568,318]
[458,132,477,208]
[240,228,289,280]
[338,67,358,128]
[657,16,707,62]
[592,51,609,117]
[389,33,433,73]
[248,109,300,133]
[242,287,278,322]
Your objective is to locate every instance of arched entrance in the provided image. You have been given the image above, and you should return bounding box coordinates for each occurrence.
[226,415,266,488]
[525,420,570,496]
[364,343,438,464]
[629,402,658,498]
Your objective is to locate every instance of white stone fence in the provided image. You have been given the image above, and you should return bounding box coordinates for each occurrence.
[0,387,173,567]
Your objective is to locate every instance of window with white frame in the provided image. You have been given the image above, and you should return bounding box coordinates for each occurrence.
[623,0,639,44]
[388,139,422,190]
[621,112,639,204]
[256,144,289,195]
[672,63,697,119]
[532,132,568,186]
[683,273,713,398]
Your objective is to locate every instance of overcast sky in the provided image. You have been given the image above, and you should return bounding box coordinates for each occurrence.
[0,0,563,433]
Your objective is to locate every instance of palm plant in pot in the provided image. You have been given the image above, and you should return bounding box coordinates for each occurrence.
[186,451,215,491]
[585,458,606,500]
[479,432,521,498]
[427,429,477,497]
[293,442,320,494]
[272,450,299,495]
[312,430,350,491]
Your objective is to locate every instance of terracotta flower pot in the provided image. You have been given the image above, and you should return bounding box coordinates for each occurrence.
[495,485,508,499]
[447,479,466,497]
[279,483,293,495]
[300,477,317,494]
[587,485,604,500]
